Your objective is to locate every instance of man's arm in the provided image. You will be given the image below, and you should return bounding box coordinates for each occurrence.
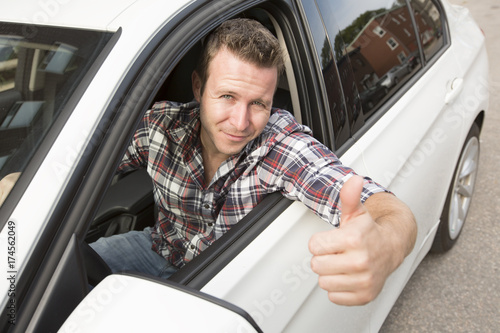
[308,175,417,306]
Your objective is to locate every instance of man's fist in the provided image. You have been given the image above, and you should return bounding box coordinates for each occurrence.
[308,175,402,306]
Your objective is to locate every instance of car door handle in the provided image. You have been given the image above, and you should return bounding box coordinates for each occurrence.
[445,77,464,104]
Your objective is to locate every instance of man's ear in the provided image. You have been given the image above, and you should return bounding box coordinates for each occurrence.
[192,70,202,102]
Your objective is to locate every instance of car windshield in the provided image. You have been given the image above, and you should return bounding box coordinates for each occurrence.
[0,23,112,180]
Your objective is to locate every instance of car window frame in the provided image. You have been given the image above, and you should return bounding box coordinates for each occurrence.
[408,0,450,66]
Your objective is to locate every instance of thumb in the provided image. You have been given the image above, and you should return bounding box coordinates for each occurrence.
[339,175,366,223]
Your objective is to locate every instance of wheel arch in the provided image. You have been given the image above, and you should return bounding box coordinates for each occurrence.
[474,110,485,134]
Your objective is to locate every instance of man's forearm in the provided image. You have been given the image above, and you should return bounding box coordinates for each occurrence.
[364,192,417,269]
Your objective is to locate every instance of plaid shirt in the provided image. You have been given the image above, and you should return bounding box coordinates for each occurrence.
[119,101,386,268]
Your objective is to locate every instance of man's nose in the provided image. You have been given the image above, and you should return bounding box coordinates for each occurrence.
[230,104,250,131]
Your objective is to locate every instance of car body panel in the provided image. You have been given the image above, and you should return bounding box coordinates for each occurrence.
[0,0,191,32]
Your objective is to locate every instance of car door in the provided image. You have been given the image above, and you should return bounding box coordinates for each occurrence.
[96,1,385,332]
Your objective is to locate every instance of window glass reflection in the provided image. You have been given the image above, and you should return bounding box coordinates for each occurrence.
[0,24,112,179]
[409,0,445,62]
[315,0,422,118]
[301,1,349,148]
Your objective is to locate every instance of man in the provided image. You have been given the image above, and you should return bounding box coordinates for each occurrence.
[2,18,417,306]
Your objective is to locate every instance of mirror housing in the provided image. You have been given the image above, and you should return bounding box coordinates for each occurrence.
[59,274,261,332]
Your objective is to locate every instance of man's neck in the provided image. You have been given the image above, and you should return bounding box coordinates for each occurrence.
[201,150,226,186]
[199,126,232,186]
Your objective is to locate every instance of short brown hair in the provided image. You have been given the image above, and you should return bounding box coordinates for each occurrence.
[196,18,285,94]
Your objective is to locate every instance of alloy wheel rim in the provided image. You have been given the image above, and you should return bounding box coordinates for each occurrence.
[448,136,479,240]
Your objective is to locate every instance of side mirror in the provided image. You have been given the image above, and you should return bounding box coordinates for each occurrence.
[59,274,261,333]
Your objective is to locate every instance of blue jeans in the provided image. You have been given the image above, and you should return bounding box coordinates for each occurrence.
[90,227,178,279]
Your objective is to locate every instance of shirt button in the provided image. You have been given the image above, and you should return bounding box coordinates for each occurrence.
[190,245,195,250]
[204,203,210,209]
[207,223,213,227]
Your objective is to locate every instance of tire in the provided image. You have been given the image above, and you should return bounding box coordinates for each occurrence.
[431,123,480,253]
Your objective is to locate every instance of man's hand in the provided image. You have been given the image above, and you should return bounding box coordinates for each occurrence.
[0,172,21,207]
[308,175,416,306]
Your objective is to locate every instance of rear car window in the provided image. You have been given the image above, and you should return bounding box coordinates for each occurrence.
[313,0,422,122]
[0,23,112,178]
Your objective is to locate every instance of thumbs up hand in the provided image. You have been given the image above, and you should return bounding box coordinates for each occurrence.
[336,174,368,224]
[308,175,414,306]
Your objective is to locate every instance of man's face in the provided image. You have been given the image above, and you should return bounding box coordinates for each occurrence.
[193,48,278,161]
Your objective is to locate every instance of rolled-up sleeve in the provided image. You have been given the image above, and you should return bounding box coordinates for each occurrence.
[258,132,388,226]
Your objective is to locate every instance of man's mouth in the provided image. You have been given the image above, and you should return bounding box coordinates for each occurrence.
[223,131,249,142]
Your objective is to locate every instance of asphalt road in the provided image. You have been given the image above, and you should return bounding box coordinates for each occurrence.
[381,0,500,332]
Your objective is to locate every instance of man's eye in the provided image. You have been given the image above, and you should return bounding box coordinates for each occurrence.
[222,95,232,100]
[252,101,265,108]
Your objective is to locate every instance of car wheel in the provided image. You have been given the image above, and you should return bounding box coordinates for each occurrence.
[431,123,480,253]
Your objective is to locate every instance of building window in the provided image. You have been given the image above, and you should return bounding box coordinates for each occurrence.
[387,37,399,50]
[373,25,386,37]
[398,52,407,63]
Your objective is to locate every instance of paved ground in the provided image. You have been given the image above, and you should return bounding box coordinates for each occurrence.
[381,0,500,332]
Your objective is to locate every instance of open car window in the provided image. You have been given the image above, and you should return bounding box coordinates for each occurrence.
[86,6,300,247]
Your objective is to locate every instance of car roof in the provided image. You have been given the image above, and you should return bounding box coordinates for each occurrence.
[0,0,194,31]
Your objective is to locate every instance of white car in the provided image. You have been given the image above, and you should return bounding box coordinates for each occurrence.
[0,0,488,332]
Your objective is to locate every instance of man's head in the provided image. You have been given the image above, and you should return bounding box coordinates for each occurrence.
[195,18,285,96]
[192,19,285,164]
